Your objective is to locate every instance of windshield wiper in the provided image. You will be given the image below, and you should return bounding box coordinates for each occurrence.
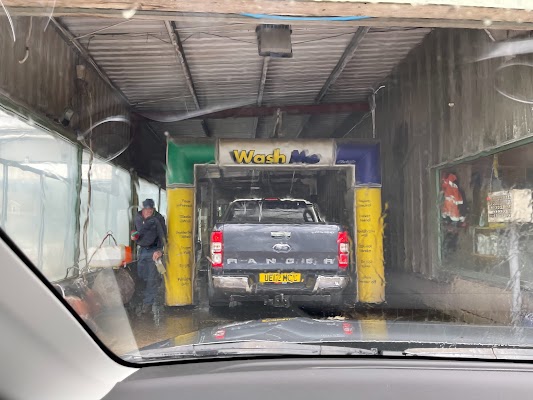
[404,347,533,360]
[124,340,380,363]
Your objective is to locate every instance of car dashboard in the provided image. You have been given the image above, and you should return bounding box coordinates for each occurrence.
[103,357,533,399]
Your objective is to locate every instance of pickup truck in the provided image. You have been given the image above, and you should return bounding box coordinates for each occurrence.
[208,198,350,308]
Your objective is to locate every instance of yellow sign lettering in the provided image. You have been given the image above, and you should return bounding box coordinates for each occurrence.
[254,154,266,163]
[232,150,255,163]
[231,148,287,164]
[269,148,287,164]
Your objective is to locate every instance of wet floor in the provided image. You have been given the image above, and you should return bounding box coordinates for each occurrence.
[91,270,457,355]
[95,303,324,355]
[94,301,456,356]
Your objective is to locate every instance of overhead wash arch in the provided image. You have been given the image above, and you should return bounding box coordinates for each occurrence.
[165,138,383,306]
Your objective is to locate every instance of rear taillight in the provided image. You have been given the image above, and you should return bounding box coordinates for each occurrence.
[342,322,353,335]
[211,231,224,268]
[337,231,349,269]
[213,329,226,340]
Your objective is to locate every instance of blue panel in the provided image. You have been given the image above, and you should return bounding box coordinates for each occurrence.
[335,142,381,185]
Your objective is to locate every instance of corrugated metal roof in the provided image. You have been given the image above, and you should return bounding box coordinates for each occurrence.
[324,27,431,103]
[58,17,430,139]
[59,17,195,111]
[263,25,357,106]
[176,21,261,109]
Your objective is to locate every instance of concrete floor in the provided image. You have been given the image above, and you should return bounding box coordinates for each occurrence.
[86,269,463,356]
[95,302,339,355]
[94,280,456,357]
[95,305,455,356]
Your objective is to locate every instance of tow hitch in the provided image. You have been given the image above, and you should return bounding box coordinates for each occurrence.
[266,294,291,308]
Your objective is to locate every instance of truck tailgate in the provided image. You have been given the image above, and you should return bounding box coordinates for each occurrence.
[218,223,340,271]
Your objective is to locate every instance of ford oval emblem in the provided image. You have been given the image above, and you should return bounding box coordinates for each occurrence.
[273,243,291,253]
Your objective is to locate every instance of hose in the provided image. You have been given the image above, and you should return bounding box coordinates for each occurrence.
[241,13,371,21]
[494,61,533,104]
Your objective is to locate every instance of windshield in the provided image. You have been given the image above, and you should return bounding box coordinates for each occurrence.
[3,5,533,365]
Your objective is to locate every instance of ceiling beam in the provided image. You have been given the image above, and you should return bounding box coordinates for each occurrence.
[9,10,533,31]
[257,57,270,107]
[297,26,369,138]
[164,20,211,137]
[4,1,533,25]
[51,18,131,106]
[138,102,369,121]
[252,56,270,139]
[315,27,370,103]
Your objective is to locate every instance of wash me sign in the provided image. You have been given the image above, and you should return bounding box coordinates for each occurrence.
[218,139,335,166]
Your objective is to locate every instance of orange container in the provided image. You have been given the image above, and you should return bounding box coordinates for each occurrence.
[123,246,132,265]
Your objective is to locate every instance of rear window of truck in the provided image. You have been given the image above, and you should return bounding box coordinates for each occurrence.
[224,200,320,224]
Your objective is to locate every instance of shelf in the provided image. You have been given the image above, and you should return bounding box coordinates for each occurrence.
[473,224,507,230]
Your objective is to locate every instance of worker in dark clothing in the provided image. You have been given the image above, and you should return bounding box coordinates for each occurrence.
[131,199,167,314]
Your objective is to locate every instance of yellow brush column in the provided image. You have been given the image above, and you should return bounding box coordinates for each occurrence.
[165,141,215,306]
[165,187,195,306]
[356,187,385,303]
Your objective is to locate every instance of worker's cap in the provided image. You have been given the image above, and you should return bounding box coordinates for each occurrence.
[142,199,155,209]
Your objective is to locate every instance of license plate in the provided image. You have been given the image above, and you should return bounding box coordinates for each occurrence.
[259,272,302,283]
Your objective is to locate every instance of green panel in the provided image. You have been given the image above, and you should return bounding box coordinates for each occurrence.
[167,141,215,185]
